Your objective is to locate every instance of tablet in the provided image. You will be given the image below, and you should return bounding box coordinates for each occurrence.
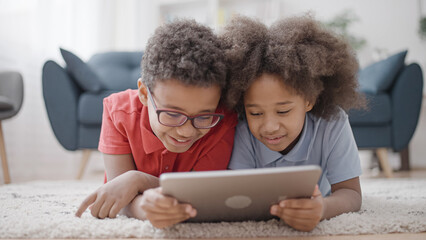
[160,165,322,222]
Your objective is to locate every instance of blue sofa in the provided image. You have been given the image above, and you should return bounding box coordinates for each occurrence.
[348,50,423,173]
[43,49,423,178]
[42,49,142,178]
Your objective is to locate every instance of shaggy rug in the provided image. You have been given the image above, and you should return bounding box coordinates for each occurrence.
[0,178,425,239]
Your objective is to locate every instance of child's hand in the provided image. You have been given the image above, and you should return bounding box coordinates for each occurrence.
[270,185,324,232]
[138,187,196,229]
[75,171,140,218]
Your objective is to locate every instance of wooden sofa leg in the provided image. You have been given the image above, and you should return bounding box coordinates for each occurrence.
[76,149,92,180]
[0,121,11,184]
[399,147,410,171]
[376,148,393,178]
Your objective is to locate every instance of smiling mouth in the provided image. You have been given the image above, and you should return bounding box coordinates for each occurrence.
[263,135,284,145]
[169,136,193,146]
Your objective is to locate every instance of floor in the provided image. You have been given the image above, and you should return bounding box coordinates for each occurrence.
[2,152,426,240]
[167,233,426,240]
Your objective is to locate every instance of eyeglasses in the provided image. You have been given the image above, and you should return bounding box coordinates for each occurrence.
[146,86,224,129]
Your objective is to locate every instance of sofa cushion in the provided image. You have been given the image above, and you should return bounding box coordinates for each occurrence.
[358,50,407,94]
[0,96,14,110]
[88,52,142,91]
[60,48,104,92]
[78,91,118,125]
[348,93,392,126]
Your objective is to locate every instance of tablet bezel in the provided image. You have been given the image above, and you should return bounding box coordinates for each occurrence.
[160,165,322,222]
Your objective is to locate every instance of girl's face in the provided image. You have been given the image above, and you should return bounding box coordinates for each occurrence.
[244,73,313,153]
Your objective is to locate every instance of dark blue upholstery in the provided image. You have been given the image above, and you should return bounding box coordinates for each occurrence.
[88,52,142,91]
[348,56,423,170]
[60,48,104,92]
[358,51,407,93]
[42,51,143,151]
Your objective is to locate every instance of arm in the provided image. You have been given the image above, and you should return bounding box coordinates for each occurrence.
[271,115,362,231]
[76,153,159,218]
[270,177,361,232]
[322,177,361,219]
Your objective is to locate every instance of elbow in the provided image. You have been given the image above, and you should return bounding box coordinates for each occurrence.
[353,191,362,212]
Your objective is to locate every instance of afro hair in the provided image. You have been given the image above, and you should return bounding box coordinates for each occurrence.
[222,15,366,120]
[141,19,227,91]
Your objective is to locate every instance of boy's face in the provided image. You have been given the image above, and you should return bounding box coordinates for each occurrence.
[138,79,221,153]
[244,73,313,153]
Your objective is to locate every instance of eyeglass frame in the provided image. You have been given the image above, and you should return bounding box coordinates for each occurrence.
[145,86,224,129]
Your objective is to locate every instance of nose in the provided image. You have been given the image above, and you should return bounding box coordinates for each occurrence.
[261,114,280,134]
[175,119,197,138]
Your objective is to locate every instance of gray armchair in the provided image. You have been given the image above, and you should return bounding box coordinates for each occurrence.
[42,49,142,179]
[348,50,423,177]
[0,71,24,184]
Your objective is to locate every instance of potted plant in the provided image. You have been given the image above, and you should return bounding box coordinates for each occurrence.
[419,17,426,39]
[323,9,367,51]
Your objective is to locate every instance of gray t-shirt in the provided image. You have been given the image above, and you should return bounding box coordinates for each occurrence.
[228,110,362,196]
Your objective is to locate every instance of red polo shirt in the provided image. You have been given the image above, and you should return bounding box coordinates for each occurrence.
[98,89,237,177]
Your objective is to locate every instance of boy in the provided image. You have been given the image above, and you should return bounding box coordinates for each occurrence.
[75,19,237,229]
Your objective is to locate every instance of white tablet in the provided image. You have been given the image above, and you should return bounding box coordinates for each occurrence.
[160,165,322,222]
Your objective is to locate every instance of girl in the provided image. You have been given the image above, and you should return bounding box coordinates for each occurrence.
[222,15,366,232]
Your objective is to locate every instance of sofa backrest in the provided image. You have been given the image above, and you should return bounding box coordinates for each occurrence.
[358,50,407,94]
[88,52,143,91]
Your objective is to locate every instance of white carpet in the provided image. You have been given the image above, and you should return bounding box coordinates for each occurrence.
[0,178,425,238]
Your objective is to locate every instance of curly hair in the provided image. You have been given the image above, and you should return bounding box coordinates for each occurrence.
[141,19,227,91]
[222,15,366,120]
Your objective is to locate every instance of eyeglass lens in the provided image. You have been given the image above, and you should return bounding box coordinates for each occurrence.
[159,111,221,128]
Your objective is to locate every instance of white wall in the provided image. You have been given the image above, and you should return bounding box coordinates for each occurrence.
[0,0,425,183]
[281,0,425,69]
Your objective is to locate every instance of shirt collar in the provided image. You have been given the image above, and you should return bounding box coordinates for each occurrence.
[258,114,317,165]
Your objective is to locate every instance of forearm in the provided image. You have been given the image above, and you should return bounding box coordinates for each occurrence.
[127,170,160,193]
[322,188,362,220]
[122,194,147,220]
[120,171,159,219]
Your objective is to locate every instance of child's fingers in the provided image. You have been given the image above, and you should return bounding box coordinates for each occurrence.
[108,202,121,218]
[145,202,195,216]
[144,203,196,222]
[282,207,319,220]
[312,185,321,198]
[281,198,317,209]
[270,204,283,216]
[143,189,177,208]
[282,215,316,232]
[150,214,191,229]
[98,199,115,219]
[146,211,191,222]
[154,196,178,208]
[89,195,106,218]
[75,192,97,217]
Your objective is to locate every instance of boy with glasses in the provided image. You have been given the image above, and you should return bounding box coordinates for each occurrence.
[75,19,237,229]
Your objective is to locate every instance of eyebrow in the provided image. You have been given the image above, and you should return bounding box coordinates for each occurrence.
[152,93,217,114]
[245,101,293,108]
[160,104,216,114]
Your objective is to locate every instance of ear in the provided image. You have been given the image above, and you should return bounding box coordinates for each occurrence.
[138,78,148,106]
[305,100,314,112]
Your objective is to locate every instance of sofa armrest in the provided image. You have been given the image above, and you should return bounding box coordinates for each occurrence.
[391,63,424,151]
[42,60,81,151]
